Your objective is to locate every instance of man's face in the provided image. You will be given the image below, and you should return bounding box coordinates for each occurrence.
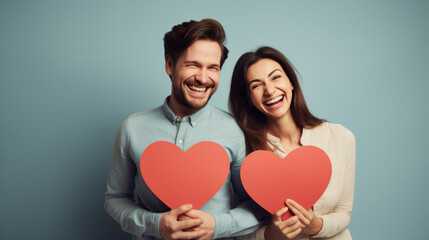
[166,39,222,117]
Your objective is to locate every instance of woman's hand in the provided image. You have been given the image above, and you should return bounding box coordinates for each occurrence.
[264,207,303,240]
[285,199,323,235]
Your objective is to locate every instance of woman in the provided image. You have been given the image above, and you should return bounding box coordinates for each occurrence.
[229,47,355,240]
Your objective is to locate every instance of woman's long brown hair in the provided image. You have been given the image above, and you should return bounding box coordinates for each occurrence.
[229,47,324,154]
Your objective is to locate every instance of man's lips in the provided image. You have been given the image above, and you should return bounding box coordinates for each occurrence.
[187,84,207,92]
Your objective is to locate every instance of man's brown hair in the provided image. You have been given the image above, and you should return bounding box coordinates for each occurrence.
[163,18,229,68]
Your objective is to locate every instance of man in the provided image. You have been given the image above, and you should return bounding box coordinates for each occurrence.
[105,19,263,240]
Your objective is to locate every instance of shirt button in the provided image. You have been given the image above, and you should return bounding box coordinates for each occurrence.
[178,139,183,144]
[175,117,181,122]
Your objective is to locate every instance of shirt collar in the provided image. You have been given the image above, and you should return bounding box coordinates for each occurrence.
[267,127,310,147]
[161,96,209,127]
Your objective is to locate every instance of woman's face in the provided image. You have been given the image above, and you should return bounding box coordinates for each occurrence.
[246,58,294,120]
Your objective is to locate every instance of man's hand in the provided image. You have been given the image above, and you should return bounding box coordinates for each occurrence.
[159,204,207,240]
[179,209,215,240]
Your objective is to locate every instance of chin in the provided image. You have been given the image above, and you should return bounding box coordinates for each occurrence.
[186,99,209,110]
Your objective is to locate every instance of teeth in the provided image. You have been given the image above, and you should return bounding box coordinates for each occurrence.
[265,95,283,105]
[188,85,207,92]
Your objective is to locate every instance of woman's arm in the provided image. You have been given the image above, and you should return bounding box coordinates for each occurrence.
[311,130,356,238]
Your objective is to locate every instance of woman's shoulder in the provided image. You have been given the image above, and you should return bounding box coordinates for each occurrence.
[308,122,355,145]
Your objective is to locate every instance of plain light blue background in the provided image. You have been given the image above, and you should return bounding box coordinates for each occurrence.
[1,0,428,239]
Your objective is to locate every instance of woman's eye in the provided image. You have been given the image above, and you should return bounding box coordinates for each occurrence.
[273,75,281,80]
[250,84,261,90]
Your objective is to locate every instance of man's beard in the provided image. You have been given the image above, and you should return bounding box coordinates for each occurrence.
[172,85,214,111]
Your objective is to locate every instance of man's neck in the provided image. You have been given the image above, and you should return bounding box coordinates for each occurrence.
[167,96,198,118]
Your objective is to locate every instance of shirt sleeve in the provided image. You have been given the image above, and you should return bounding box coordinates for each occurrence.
[311,129,356,238]
[237,226,267,240]
[104,120,163,239]
[212,133,266,239]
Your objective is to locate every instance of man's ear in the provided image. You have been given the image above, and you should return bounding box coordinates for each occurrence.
[165,55,173,77]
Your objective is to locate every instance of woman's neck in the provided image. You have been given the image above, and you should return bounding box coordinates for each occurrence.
[267,113,302,147]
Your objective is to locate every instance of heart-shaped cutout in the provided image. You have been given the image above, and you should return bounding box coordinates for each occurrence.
[241,145,331,220]
[140,141,230,210]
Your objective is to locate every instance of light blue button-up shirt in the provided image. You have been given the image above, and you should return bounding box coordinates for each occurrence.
[105,98,263,239]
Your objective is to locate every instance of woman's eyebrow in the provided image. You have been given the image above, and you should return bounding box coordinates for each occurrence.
[268,69,281,77]
[248,79,261,85]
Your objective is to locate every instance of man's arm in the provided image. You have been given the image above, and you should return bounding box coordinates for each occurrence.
[104,121,206,239]
[104,120,163,237]
[211,134,266,238]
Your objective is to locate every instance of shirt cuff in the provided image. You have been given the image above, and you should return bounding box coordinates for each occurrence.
[142,211,163,238]
[213,213,233,239]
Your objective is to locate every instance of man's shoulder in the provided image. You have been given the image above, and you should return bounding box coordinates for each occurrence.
[205,105,244,137]
[206,105,235,122]
[123,105,164,125]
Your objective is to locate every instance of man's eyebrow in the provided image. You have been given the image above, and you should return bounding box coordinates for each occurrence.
[210,63,221,68]
[183,61,198,64]
[268,69,281,77]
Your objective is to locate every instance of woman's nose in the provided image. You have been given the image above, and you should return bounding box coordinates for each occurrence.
[264,82,275,96]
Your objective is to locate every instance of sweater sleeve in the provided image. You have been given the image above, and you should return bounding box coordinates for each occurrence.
[311,129,356,238]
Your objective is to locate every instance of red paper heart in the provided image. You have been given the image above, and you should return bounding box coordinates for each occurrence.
[241,146,331,220]
[140,141,230,210]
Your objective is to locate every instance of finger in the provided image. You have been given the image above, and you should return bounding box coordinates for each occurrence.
[277,216,298,229]
[290,206,308,222]
[170,204,193,216]
[280,217,301,239]
[182,209,201,219]
[172,229,207,239]
[285,227,302,239]
[286,201,310,225]
[182,226,198,232]
[286,199,311,218]
[177,214,193,221]
[273,207,289,222]
[175,218,204,230]
[282,218,302,233]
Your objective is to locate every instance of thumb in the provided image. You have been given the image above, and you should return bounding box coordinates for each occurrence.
[273,207,288,222]
[170,204,193,216]
[182,209,201,219]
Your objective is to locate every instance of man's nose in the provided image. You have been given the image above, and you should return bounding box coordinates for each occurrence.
[195,69,208,84]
